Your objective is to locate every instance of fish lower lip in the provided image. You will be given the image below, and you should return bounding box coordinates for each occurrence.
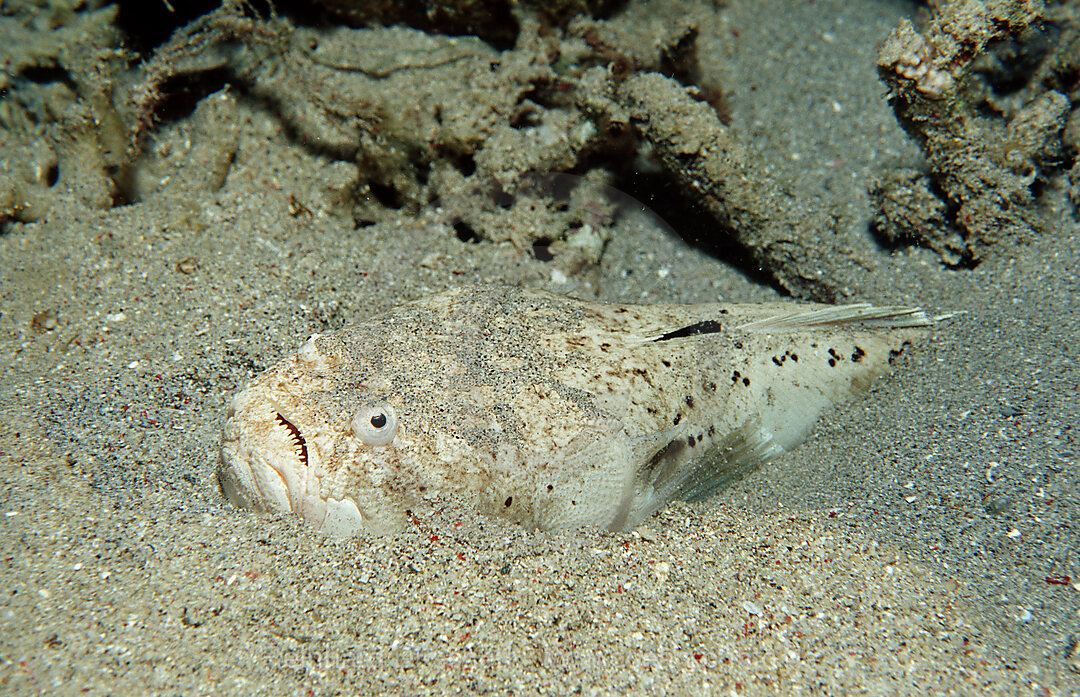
[219,438,292,514]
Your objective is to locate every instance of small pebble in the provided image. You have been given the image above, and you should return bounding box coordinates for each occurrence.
[31,309,58,332]
[176,257,199,274]
[741,600,763,616]
[637,527,658,543]
[1066,634,1080,674]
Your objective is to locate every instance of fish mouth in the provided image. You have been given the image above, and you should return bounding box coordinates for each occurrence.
[219,394,373,537]
[218,390,314,517]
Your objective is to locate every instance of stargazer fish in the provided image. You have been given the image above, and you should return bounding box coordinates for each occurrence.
[219,284,932,537]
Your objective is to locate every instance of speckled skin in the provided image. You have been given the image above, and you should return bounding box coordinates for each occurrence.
[219,284,931,537]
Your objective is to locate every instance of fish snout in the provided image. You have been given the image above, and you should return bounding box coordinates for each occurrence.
[218,390,311,517]
[218,382,405,538]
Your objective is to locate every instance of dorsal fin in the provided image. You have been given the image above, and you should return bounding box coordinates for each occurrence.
[739,304,931,331]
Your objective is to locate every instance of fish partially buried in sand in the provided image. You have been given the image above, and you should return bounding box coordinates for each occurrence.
[219,284,933,537]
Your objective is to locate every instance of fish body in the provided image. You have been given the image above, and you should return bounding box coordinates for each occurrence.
[219,284,931,537]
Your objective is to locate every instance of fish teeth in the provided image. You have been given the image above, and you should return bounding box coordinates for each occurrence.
[274,413,308,465]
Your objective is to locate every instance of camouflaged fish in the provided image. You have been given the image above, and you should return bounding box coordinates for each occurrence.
[219,284,932,537]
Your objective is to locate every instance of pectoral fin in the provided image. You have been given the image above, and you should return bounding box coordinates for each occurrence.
[671,423,784,503]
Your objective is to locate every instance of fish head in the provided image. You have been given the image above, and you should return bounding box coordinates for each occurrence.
[219,331,413,537]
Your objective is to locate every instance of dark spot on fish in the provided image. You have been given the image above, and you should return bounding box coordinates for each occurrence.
[720,309,729,314]
[661,359,672,367]
[673,414,682,425]
[707,425,715,436]
[419,486,426,492]
[654,320,724,342]
[828,358,837,367]
[688,435,696,447]
[791,353,798,362]
[828,347,841,360]
[742,377,750,387]
[731,370,741,383]
[852,345,865,362]
[647,406,658,414]
[705,381,716,392]
[772,356,783,367]
[646,439,685,476]
[685,395,694,407]
[547,484,554,492]
[733,340,743,349]
[504,496,513,507]
[600,342,611,352]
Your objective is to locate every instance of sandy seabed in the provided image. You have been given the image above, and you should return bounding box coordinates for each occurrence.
[1,0,1078,694]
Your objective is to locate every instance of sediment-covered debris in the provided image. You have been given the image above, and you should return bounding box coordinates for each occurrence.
[1,0,851,296]
[875,0,1079,265]
[870,169,960,264]
[4,0,1076,296]
[589,71,841,300]
[309,0,623,48]
[0,1,129,223]
[0,1,891,299]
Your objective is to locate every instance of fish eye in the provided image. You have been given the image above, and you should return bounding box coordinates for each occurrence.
[351,404,397,447]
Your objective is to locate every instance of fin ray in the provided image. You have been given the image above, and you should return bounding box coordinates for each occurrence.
[671,424,784,503]
[738,304,930,331]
